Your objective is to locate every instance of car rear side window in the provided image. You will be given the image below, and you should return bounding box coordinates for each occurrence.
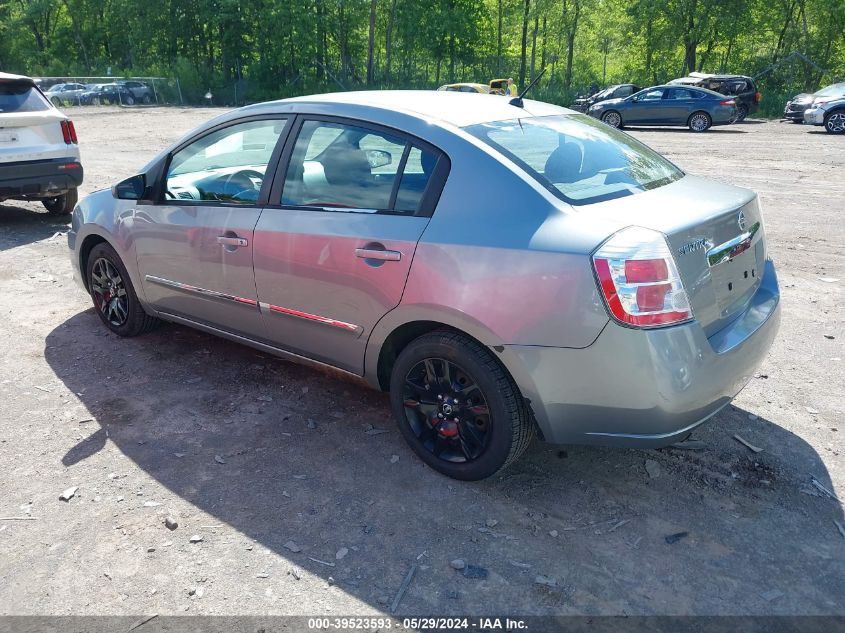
[281,120,443,216]
[465,114,683,205]
[668,88,695,100]
[0,82,50,113]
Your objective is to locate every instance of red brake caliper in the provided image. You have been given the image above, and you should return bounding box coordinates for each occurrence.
[437,419,459,438]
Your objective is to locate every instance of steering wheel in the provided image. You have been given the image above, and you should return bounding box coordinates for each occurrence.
[221,169,265,201]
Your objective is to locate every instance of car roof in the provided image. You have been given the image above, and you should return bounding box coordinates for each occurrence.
[0,72,36,86]
[244,90,571,128]
[672,73,752,83]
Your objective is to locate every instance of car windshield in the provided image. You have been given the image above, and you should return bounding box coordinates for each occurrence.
[465,114,683,205]
[814,84,845,97]
[0,82,50,113]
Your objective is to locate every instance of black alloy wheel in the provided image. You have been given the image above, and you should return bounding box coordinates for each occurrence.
[85,242,159,336]
[390,330,533,480]
[402,356,492,463]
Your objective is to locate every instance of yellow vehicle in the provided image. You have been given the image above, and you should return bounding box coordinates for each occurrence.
[436,83,490,94]
[488,78,508,95]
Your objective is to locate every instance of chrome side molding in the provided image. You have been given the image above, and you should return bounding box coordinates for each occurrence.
[259,301,363,335]
[145,275,258,307]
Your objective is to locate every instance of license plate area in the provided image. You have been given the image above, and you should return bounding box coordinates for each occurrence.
[710,248,761,316]
[0,131,19,143]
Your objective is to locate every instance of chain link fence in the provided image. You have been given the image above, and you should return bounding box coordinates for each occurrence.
[33,76,183,107]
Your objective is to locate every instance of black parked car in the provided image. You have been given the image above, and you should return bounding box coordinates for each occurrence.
[587,85,737,132]
[116,80,155,104]
[571,83,641,112]
[669,73,760,121]
[79,83,135,106]
[784,83,845,122]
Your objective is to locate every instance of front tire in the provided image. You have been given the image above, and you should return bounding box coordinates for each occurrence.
[390,330,534,480]
[824,110,845,134]
[601,110,623,128]
[85,243,159,337]
[688,111,712,132]
[42,188,78,215]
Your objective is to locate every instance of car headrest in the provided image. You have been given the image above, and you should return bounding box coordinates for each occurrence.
[543,141,583,184]
[321,143,372,186]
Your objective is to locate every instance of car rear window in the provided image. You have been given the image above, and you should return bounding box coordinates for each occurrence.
[465,114,683,205]
[0,82,50,113]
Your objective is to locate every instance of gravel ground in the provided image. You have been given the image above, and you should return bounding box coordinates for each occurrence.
[0,107,842,617]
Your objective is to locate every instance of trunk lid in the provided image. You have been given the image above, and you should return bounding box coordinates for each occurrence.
[579,174,766,336]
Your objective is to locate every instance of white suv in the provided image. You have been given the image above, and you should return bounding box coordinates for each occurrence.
[0,72,83,215]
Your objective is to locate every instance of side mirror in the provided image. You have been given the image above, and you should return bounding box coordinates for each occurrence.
[366,149,392,169]
[112,174,147,200]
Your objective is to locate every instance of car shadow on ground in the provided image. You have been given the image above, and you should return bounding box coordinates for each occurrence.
[0,202,69,252]
[44,311,844,615]
[625,127,747,134]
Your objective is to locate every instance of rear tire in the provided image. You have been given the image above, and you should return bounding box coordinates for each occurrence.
[42,187,78,215]
[142,94,152,104]
[688,111,712,132]
[824,110,845,134]
[51,97,62,107]
[85,243,159,337]
[601,110,623,128]
[735,104,749,122]
[124,95,135,106]
[389,329,534,480]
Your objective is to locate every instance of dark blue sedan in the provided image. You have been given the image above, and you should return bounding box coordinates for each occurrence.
[587,85,738,132]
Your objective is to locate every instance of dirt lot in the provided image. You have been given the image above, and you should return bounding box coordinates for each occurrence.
[0,107,842,618]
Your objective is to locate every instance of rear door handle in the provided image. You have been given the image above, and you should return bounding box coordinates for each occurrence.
[355,248,401,262]
[217,236,248,247]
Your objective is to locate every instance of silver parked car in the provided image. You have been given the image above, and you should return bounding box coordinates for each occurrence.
[68,91,780,480]
[803,94,845,134]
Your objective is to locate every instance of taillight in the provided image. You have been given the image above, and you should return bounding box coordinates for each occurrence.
[592,227,693,328]
[720,99,736,106]
[755,91,761,103]
[60,120,78,144]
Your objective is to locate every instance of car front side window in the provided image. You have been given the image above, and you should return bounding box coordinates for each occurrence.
[165,118,287,204]
[637,89,664,102]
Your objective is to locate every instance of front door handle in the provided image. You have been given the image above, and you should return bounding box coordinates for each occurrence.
[217,236,248,247]
[355,247,401,262]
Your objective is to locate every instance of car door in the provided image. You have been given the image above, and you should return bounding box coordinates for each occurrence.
[664,88,696,124]
[625,88,665,124]
[253,116,448,373]
[133,116,290,339]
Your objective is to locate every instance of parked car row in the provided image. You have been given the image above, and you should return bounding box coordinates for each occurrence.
[784,82,845,134]
[44,80,155,106]
[569,73,759,132]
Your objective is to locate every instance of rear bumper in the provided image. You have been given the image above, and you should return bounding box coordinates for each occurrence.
[0,157,83,200]
[504,259,780,447]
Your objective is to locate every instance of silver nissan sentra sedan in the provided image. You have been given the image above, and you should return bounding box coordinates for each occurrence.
[67,90,780,480]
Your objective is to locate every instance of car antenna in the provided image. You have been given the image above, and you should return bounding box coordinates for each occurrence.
[510,67,548,108]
